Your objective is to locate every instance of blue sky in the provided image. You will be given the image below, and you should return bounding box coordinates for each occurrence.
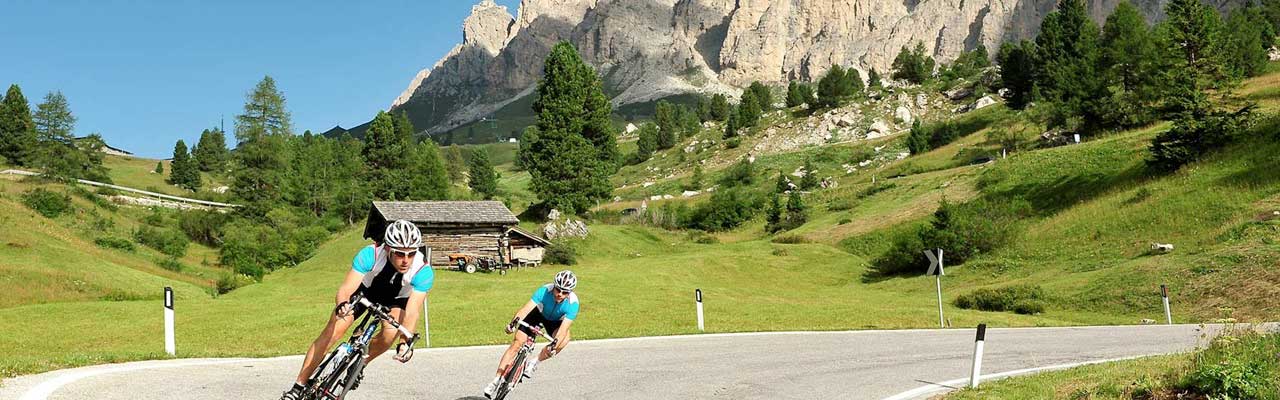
[0,0,521,158]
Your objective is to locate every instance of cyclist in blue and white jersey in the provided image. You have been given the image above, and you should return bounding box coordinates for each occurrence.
[483,270,580,398]
[280,220,434,400]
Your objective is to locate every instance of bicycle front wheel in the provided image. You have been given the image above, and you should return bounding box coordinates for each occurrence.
[334,355,366,400]
[494,350,528,400]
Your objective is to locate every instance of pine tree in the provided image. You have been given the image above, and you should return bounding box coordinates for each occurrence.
[468,149,499,199]
[1159,0,1225,117]
[1098,1,1161,128]
[75,133,110,183]
[799,159,819,190]
[679,105,702,137]
[868,69,883,91]
[892,42,935,84]
[31,91,81,179]
[738,91,761,128]
[997,41,1039,109]
[786,81,803,108]
[709,94,731,121]
[1036,0,1102,131]
[0,85,37,166]
[841,68,864,98]
[907,120,930,155]
[696,96,712,122]
[635,122,658,162]
[362,111,410,200]
[520,42,616,214]
[231,76,292,216]
[193,128,229,172]
[816,65,849,109]
[407,139,450,200]
[687,165,704,190]
[169,140,201,191]
[1222,5,1275,79]
[775,171,791,193]
[654,101,679,149]
[723,110,740,139]
[154,161,164,175]
[799,83,817,107]
[766,193,783,231]
[748,81,772,112]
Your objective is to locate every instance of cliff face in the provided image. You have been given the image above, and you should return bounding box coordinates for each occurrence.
[389,0,1225,136]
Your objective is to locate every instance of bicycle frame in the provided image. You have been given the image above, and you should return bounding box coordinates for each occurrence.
[305,297,414,399]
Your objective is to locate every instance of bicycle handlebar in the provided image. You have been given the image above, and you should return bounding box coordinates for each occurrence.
[354,296,416,342]
[516,319,557,344]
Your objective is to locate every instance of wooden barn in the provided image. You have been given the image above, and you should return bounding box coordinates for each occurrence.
[363,201,547,269]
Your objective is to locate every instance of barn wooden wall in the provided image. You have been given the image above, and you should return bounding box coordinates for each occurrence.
[424,227,503,268]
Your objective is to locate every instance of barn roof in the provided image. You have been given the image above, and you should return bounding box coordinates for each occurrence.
[507,226,551,246]
[370,201,519,225]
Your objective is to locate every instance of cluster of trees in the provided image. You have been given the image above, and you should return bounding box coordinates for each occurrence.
[892,42,938,85]
[167,140,202,191]
[724,81,773,138]
[766,164,812,233]
[0,85,109,182]
[517,42,620,215]
[997,0,1273,145]
[467,149,499,199]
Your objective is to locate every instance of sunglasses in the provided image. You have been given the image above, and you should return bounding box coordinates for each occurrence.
[389,248,418,258]
[554,287,573,295]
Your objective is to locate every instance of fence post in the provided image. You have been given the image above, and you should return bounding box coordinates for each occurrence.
[1162,284,1172,325]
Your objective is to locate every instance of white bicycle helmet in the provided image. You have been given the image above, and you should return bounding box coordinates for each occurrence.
[383,220,423,248]
[554,270,578,292]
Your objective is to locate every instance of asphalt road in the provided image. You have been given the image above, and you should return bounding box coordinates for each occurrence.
[0,324,1241,400]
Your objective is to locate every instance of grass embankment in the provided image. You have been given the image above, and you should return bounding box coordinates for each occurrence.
[943,329,1280,399]
[0,224,1132,378]
[102,155,225,197]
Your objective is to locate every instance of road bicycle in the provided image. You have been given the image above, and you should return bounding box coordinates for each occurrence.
[302,294,416,400]
[492,320,557,400]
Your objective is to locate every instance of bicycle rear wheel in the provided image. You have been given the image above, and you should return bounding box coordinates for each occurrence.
[493,350,527,400]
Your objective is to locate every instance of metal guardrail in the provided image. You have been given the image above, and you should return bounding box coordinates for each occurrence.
[1,169,241,209]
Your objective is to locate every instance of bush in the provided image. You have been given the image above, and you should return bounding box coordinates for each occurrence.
[70,186,118,211]
[686,230,719,244]
[545,241,578,265]
[827,199,855,212]
[94,236,135,252]
[954,285,1046,314]
[218,209,332,280]
[718,158,755,187]
[1184,332,1280,399]
[771,235,811,244]
[157,257,184,272]
[838,218,852,225]
[1149,107,1255,172]
[177,210,230,247]
[725,137,742,149]
[142,208,170,227]
[215,273,256,295]
[21,188,72,218]
[869,198,1031,278]
[133,226,189,258]
[687,188,762,232]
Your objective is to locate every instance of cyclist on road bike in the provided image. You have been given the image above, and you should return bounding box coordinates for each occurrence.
[483,270,580,398]
[280,220,434,400]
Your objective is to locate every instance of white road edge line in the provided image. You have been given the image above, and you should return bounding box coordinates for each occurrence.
[879,355,1150,400]
[18,359,254,400]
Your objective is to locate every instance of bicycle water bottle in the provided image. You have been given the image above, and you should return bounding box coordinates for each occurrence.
[336,343,351,358]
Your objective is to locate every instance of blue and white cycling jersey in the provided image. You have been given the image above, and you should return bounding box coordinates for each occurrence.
[531,283,580,321]
[351,244,434,299]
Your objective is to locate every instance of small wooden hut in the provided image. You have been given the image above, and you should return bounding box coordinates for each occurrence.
[364,201,539,269]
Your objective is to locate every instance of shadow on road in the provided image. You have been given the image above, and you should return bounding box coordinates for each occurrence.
[455,397,488,400]
[914,379,962,390]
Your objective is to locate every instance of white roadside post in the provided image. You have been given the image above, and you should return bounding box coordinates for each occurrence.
[164,287,175,356]
[423,296,431,348]
[1161,284,1172,325]
[696,289,705,332]
[924,249,945,328]
[970,324,987,388]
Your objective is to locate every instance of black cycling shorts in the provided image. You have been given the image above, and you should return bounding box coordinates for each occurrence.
[351,285,408,319]
[519,308,563,338]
